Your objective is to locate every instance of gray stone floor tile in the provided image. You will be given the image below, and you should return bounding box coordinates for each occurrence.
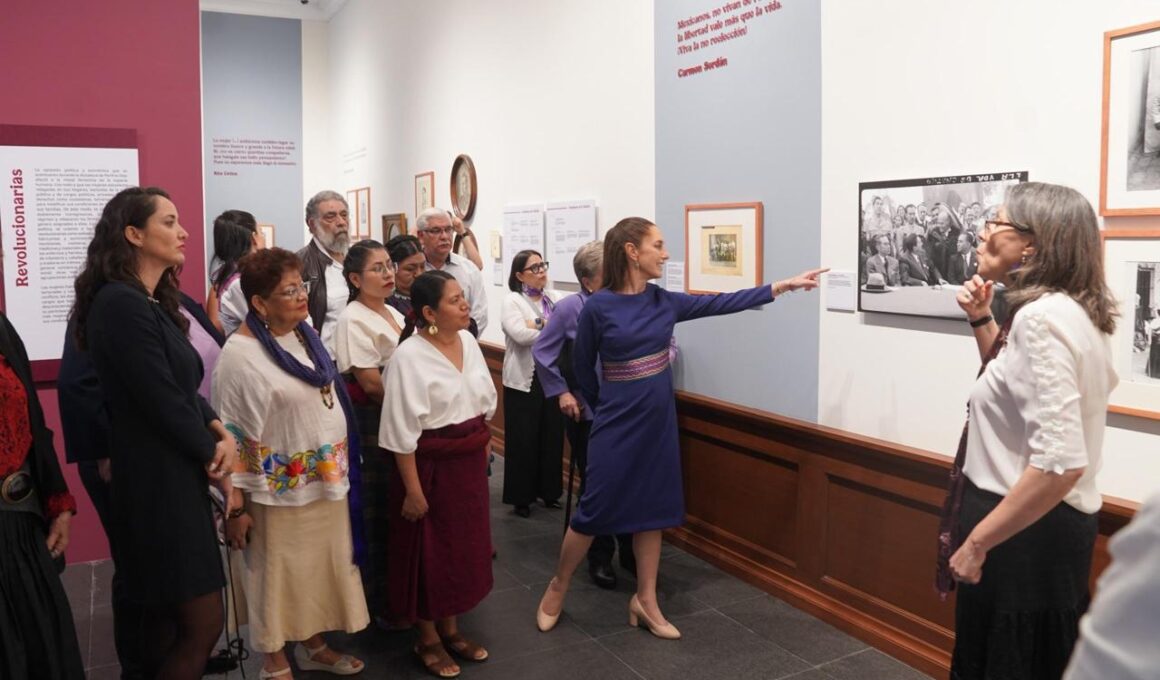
[599,609,811,680]
[719,594,869,665]
[466,639,640,680]
[818,648,934,680]
[659,551,765,608]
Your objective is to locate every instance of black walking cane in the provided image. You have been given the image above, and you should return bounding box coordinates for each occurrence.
[563,448,577,536]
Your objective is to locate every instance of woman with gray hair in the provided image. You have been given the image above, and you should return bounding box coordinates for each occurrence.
[938,182,1119,679]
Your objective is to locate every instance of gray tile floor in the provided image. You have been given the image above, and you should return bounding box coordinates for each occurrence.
[63,457,933,680]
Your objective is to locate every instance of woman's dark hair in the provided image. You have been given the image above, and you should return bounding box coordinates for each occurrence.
[508,249,542,292]
[238,247,303,312]
[399,270,455,343]
[210,209,258,291]
[386,234,423,265]
[343,239,386,303]
[71,187,187,349]
[602,217,656,292]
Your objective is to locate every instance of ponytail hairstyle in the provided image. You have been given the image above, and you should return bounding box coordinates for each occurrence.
[399,270,455,343]
[342,239,386,303]
[386,233,423,264]
[210,209,258,291]
[601,217,656,293]
[71,187,188,349]
[508,249,541,292]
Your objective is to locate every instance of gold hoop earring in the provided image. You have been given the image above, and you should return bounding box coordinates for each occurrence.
[427,324,439,336]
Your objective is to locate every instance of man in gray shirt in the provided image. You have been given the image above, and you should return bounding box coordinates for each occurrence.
[416,207,488,335]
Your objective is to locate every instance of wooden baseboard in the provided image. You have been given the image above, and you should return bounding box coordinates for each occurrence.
[478,342,1137,676]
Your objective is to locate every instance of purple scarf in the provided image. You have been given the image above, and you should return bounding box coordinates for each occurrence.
[522,285,555,321]
[245,312,367,568]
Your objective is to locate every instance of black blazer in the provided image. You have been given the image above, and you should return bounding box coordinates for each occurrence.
[0,311,71,518]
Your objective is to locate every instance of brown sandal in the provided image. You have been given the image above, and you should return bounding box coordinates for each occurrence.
[413,642,460,678]
[440,633,489,662]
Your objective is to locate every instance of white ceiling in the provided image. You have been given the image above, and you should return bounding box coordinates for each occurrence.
[199,0,348,21]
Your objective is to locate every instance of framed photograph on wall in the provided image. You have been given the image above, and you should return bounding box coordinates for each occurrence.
[684,202,762,295]
[1103,229,1160,419]
[258,223,275,248]
[355,186,371,238]
[382,212,407,241]
[857,171,1027,320]
[345,189,358,233]
[1101,20,1160,216]
[415,171,435,218]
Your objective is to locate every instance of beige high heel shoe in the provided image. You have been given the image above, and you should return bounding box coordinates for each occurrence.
[628,595,681,640]
[536,578,563,632]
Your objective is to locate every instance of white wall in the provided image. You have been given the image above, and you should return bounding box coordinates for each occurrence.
[819,0,1160,503]
[301,18,334,247]
[320,0,655,345]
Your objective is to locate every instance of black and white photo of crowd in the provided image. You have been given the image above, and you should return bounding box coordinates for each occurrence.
[1129,261,1160,383]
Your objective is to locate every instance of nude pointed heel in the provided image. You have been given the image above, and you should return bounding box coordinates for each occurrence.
[536,578,563,632]
[628,595,681,640]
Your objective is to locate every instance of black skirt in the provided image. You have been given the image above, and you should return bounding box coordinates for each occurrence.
[353,397,391,618]
[0,512,85,680]
[951,478,1097,680]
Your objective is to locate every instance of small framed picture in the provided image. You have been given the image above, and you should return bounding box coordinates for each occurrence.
[258,223,275,248]
[415,171,435,218]
[684,202,762,295]
[1100,20,1160,215]
[355,187,371,238]
[382,212,408,242]
[345,189,358,232]
[1103,228,1160,419]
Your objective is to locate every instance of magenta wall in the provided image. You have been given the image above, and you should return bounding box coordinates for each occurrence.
[0,0,205,562]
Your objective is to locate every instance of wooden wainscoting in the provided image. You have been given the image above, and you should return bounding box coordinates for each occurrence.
[478,343,1139,678]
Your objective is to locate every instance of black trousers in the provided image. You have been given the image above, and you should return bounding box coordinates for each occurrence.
[566,419,634,568]
[77,461,144,680]
[501,375,565,506]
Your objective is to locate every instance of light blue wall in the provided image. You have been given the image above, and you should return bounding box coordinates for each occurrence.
[202,12,304,259]
[655,1,821,421]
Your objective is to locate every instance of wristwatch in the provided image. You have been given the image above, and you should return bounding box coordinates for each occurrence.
[534,318,544,330]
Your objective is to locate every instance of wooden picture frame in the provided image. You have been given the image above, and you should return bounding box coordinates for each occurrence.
[257,223,275,248]
[684,202,763,295]
[1100,20,1160,216]
[382,212,408,242]
[354,186,371,238]
[415,171,435,218]
[450,154,478,220]
[1103,228,1160,419]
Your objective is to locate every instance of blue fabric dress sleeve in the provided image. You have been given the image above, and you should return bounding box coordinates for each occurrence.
[572,300,601,408]
[668,284,774,322]
[532,295,577,399]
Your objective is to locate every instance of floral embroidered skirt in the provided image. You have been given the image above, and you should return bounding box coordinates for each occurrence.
[243,498,369,652]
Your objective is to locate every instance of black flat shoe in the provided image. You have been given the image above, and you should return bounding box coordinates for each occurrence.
[589,562,617,590]
[514,505,531,518]
[542,499,562,509]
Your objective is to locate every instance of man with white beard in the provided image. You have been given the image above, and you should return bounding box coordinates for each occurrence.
[298,190,352,357]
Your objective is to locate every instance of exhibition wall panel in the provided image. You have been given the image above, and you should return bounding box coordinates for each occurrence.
[321,0,656,346]
[202,12,305,253]
[654,0,822,421]
[0,0,205,561]
[818,0,1160,502]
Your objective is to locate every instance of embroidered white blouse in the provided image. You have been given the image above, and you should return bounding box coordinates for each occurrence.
[500,289,562,392]
[964,293,1118,514]
[334,300,406,371]
[212,332,350,506]
[378,330,497,455]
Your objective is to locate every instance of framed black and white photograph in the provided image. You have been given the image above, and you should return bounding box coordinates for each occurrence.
[857,171,1027,320]
[1104,229,1160,419]
[1101,20,1160,216]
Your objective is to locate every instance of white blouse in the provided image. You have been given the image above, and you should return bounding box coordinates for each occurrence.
[212,332,350,506]
[500,289,561,392]
[218,274,248,337]
[378,330,497,454]
[334,300,406,372]
[964,293,1118,514]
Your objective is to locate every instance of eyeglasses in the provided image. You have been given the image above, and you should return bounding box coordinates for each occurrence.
[276,281,312,299]
[364,262,397,275]
[423,226,455,237]
[981,219,1033,239]
[523,262,550,274]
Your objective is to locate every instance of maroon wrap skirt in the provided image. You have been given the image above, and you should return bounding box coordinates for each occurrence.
[387,415,493,622]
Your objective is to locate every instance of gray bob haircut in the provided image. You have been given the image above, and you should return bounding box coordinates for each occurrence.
[415,207,450,233]
[305,190,347,225]
[572,240,603,283]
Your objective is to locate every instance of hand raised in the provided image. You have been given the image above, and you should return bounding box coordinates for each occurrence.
[956,275,994,321]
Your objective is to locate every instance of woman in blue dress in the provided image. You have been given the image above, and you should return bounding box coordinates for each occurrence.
[535,217,824,639]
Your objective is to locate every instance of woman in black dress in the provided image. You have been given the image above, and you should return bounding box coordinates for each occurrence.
[0,312,84,679]
[71,187,238,680]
